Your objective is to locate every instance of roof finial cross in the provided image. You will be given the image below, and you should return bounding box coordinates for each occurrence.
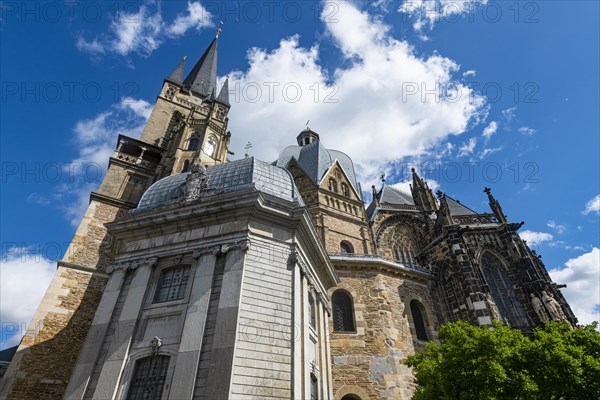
[244,141,253,158]
[216,21,224,38]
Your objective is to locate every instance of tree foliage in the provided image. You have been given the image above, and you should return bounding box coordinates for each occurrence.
[406,321,600,400]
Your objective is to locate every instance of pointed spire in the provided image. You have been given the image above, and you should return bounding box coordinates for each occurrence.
[215,76,230,106]
[484,187,507,223]
[371,185,380,207]
[182,37,218,97]
[166,56,187,84]
[410,167,438,212]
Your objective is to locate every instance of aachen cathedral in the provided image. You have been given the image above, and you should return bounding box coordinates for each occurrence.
[0,32,577,400]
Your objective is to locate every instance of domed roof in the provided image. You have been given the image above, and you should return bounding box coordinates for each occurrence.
[134,157,303,213]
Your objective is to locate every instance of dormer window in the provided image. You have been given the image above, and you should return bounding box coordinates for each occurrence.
[341,183,350,197]
[329,179,338,193]
[187,137,200,151]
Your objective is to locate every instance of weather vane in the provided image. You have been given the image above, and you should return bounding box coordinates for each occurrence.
[380,173,386,183]
[244,141,253,158]
[305,120,310,129]
[216,21,224,38]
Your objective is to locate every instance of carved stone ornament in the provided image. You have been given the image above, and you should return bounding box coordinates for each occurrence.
[192,240,251,259]
[150,336,162,356]
[530,292,549,323]
[107,257,158,274]
[485,292,502,322]
[181,164,209,203]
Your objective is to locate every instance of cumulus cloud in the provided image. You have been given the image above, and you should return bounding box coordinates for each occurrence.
[226,1,486,186]
[583,194,600,215]
[462,69,476,77]
[549,248,600,326]
[1,248,55,350]
[398,0,488,32]
[28,98,152,227]
[501,106,517,125]
[76,1,213,58]
[482,120,497,140]
[519,230,553,246]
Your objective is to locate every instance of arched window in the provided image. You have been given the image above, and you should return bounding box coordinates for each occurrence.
[332,290,355,332]
[310,373,319,400]
[410,300,428,341]
[126,356,170,400]
[329,178,338,193]
[203,136,217,157]
[187,137,200,151]
[340,241,354,254]
[181,160,190,173]
[480,252,528,327]
[308,293,316,329]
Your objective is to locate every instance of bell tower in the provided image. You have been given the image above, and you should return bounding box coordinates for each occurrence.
[140,28,232,180]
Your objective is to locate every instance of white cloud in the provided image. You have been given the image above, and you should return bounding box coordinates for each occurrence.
[458,137,477,156]
[549,248,600,326]
[478,146,503,159]
[518,126,536,136]
[462,69,476,77]
[167,1,213,37]
[502,106,517,125]
[399,0,488,32]
[1,248,55,350]
[482,120,497,140]
[77,1,213,58]
[519,230,553,246]
[583,194,600,215]
[226,1,486,186]
[547,220,567,235]
[390,177,440,196]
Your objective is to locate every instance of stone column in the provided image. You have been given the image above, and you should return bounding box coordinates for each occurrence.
[292,254,303,400]
[302,274,311,398]
[64,267,126,399]
[92,258,156,399]
[317,299,328,399]
[204,242,248,400]
[169,247,219,399]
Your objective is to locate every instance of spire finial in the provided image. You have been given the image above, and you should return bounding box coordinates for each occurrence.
[379,173,386,184]
[244,141,253,158]
[216,20,224,38]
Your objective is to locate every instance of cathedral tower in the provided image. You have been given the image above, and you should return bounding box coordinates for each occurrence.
[0,32,232,399]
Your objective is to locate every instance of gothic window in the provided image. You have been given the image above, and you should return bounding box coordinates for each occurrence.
[308,293,316,329]
[154,266,190,303]
[182,160,190,173]
[203,136,217,157]
[480,252,528,327]
[126,356,170,400]
[310,374,319,400]
[340,241,354,254]
[410,300,429,341]
[332,290,355,332]
[341,183,350,197]
[329,179,338,193]
[187,137,200,151]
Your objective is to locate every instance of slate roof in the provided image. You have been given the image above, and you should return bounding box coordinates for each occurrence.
[166,56,186,84]
[365,185,418,221]
[182,37,218,97]
[135,157,302,213]
[275,142,362,199]
[445,196,477,215]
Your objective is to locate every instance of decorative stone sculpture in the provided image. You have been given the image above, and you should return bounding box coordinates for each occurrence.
[181,164,209,202]
[541,291,569,324]
[150,336,162,356]
[485,292,502,321]
[530,293,549,323]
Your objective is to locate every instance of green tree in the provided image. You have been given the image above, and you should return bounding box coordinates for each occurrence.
[406,321,600,400]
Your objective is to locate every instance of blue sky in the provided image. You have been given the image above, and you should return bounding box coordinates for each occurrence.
[1,1,598,349]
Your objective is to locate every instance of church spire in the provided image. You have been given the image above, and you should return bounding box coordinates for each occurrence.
[484,187,508,223]
[166,56,187,84]
[215,76,230,106]
[410,168,438,212]
[182,36,218,97]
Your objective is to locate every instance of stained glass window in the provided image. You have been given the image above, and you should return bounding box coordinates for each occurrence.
[481,252,528,327]
[410,300,428,341]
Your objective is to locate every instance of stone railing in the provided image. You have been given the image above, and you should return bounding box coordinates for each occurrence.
[113,151,158,170]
